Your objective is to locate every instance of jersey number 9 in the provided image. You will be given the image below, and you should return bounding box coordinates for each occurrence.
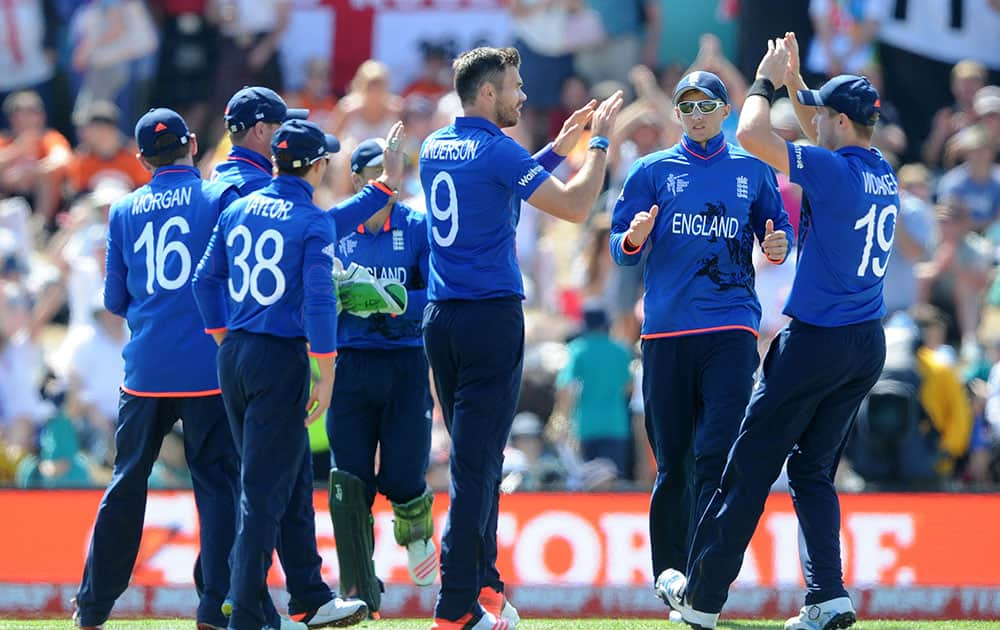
[430,171,459,248]
[854,203,897,278]
[227,226,286,305]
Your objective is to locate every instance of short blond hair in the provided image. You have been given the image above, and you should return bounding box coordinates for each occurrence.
[350,60,390,93]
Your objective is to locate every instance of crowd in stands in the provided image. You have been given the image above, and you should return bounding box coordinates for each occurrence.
[1,0,999,493]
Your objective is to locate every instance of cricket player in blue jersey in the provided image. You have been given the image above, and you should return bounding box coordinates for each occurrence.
[192,119,369,630]
[419,46,623,630]
[208,85,406,627]
[608,70,791,612]
[212,87,308,195]
[661,33,897,630]
[74,108,241,630]
[325,138,436,618]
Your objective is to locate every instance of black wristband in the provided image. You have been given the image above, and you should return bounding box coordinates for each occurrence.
[747,78,776,104]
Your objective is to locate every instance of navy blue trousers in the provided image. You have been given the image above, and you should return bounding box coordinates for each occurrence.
[687,319,886,613]
[642,330,759,581]
[423,298,524,622]
[217,331,330,630]
[76,392,239,627]
[328,347,431,504]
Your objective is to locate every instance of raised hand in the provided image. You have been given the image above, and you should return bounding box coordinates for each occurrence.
[755,38,790,89]
[552,99,597,156]
[762,218,788,262]
[783,32,802,88]
[590,89,626,138]
[627,204,659,248]
[379,121,406,190]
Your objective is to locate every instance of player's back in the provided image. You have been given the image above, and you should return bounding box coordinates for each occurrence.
[785,142,900,326]
[108,165,235,394]
[211,147,274,196]
[419,117,550,301]
[216,175,333,339]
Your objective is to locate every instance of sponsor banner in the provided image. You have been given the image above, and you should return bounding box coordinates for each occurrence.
[0,490,997,619]
[5,584,1000,620]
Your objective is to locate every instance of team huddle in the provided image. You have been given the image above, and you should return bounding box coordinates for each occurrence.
[74,31,897,630]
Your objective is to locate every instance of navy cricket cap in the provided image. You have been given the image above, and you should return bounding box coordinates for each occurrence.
[271,119,341,170]
[224,86,309,133]
[673,71,729,105]
[351,138,386,173]
[797,74,881,126]
[135,108,191,157]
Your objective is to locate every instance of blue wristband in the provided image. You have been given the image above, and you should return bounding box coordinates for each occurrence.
[589,135,610,152]
[532,142,566,172]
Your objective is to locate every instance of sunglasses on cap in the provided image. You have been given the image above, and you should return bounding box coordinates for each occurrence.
[677,100,725,115]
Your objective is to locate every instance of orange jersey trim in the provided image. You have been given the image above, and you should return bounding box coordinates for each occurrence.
[205,327,228,334]
[622,235,643,255]
[308,350,338,359]
[641,324,759,340]
[369,179,394,196]
[121,385,222,398]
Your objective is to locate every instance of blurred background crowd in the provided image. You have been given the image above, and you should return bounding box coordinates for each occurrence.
[1,0,999,495]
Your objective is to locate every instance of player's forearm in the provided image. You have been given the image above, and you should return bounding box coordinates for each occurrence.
[561,149,609,222]
[191,272,229,333]
[327,183,391,235]
[786,74,818,143]
[609,230,643,266]
[303,244,339,356]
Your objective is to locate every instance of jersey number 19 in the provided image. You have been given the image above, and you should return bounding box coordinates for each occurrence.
[854,203,897,278]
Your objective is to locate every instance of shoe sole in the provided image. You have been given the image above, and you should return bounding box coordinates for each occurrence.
[306,607,369,628]
[822,612,857,630]
[655,585,674,610]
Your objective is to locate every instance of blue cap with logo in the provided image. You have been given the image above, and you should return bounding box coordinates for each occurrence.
[797,74,880,126]
[673,71,729,105]
[271,119,341,170]
[351,138,386,173]
[135,108,191,157]
[224,86,309,133]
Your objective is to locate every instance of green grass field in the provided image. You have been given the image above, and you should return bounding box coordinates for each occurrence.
[3,620,1000,630]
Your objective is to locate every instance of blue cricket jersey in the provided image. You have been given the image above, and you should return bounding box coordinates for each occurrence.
[211,146,274,196]
[335,201,429,350]
[610,134,792,338]
[419,116,551,301]
[784,141,899,326]
[104,165,240,395]
[192,175,339,356]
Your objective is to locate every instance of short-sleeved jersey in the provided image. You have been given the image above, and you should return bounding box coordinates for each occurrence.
[103,165,239,395]
[335,202,429,350]
[419,116,551,301]
[210,146,274,196]
[610,134,792,338]
[785,141,900,326]
[192,175,338,356]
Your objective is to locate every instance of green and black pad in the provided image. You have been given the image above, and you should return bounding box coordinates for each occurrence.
[329,469,382,613]
[391,489,434,546]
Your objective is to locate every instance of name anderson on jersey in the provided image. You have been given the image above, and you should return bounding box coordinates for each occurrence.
[420,138,480,161]
[131,186,193,214]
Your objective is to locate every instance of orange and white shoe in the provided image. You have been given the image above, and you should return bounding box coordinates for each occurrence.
[430,610,511,630]
[478,587,520,627]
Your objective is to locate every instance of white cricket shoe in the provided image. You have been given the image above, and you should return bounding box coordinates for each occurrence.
[293,596,368,628]
[407,538,439,586]
[784,597,856,630]
[655,569,719,630]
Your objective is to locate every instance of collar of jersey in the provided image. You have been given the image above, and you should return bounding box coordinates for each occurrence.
[680,133,728,162]
[837,144,883,164]
[152,164,199,179]
[357,212,392,234]
[270,173,315,199]
[228,146,273,174]
[454,116,503,135]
